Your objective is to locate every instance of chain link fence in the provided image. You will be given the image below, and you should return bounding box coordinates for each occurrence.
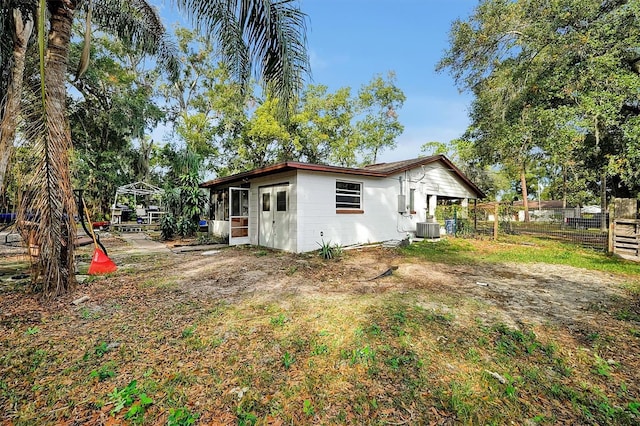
[458,203,609,251]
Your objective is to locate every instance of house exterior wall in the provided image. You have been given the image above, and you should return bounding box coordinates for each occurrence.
[247,171,298,252]
[293,162,481,252]
[212,159,481,253]
[414,162,478,199]
[295,170,411,252]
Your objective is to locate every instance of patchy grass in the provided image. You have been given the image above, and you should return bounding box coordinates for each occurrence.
[1,237,639,424]
[402,236,640,277]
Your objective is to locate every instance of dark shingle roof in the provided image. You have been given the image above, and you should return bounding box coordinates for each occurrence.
[200,155,485,198]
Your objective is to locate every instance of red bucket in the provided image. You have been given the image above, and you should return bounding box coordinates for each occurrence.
[88,248,117,275]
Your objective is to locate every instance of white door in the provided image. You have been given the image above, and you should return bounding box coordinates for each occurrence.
[229,187,249,245]
[259,185,290,249]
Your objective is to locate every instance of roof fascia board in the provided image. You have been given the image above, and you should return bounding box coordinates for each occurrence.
[200,156,485,199]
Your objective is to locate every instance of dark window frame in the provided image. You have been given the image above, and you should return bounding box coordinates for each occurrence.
[276,190,287,211]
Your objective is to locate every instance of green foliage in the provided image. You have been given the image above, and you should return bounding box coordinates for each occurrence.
[356,71,406,164]
[69,36,166,218]
[93,342,110,358]
[25,327,40,336]
[29,349,47,371]
[181,326,196,338]
[343,346,375,366]
[290,75,405,166]
[614,309,640,322]
[162,150,207,238]
[401,238,475,264]
[90,362,117,382]
[438,0,640,202]
[311,344,329,356]
[302,399,315,417]
[108,380,153,420]
[593,354,615,377]
[236,405,257,426]
[176,215,198,238]
[282,351,295,369]
[270,313,287,327]
[80,306,100,320]
[167,407,199,425]
[160,214,177,240]
[196,232,219,245]
[455,218,474,237]
[493,324,541,357]
[162,35,404,174]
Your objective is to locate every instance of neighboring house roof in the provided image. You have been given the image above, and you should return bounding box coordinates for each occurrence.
[477,200,577,209]
[200,155,485,198]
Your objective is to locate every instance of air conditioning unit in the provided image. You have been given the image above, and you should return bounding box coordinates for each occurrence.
[415,222,440,238]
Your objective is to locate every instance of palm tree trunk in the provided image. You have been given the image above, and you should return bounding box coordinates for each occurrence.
[0,9,33,195]
[23,0,78,297]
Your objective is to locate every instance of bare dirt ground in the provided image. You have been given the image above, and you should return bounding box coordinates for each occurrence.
[142,244,630,329]
[1,233,634,335]
[1,232,631,324]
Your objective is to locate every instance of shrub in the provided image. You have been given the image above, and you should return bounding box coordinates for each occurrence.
[160,214,177,240]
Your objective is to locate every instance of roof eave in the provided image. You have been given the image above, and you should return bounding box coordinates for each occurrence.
[200,162,388,189]
[200,156,486,199]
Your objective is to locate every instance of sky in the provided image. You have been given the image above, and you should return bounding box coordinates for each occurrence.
[300,0,477,162]
[161,0,479,164]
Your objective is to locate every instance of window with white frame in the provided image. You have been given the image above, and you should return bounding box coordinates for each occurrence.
[336,181,362,210]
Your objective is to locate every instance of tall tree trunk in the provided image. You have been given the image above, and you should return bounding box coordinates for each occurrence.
[520,165,530,222]
[562,165,567,209]
[0,9,33,195]
[594,116,607,231]
[600,170,607,231]
[21,0,78,297]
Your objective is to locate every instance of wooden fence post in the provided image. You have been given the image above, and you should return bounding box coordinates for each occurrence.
[494,203,499,241]
[609,220,614,253]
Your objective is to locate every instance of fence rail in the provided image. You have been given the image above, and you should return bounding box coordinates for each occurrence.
[613,219,640,261]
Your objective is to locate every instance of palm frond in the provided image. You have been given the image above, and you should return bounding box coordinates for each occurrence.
[88,0,180,80]
[0,8,12,112]
[1,0,36,114]
[0,5,35,195]
[259,0,309,104]
[75,0,92,80]
[173,0,309,111]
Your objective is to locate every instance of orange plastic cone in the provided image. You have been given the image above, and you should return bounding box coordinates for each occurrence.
[88,248,117,275]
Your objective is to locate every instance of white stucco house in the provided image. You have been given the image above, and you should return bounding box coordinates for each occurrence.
[200,155,485,252]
